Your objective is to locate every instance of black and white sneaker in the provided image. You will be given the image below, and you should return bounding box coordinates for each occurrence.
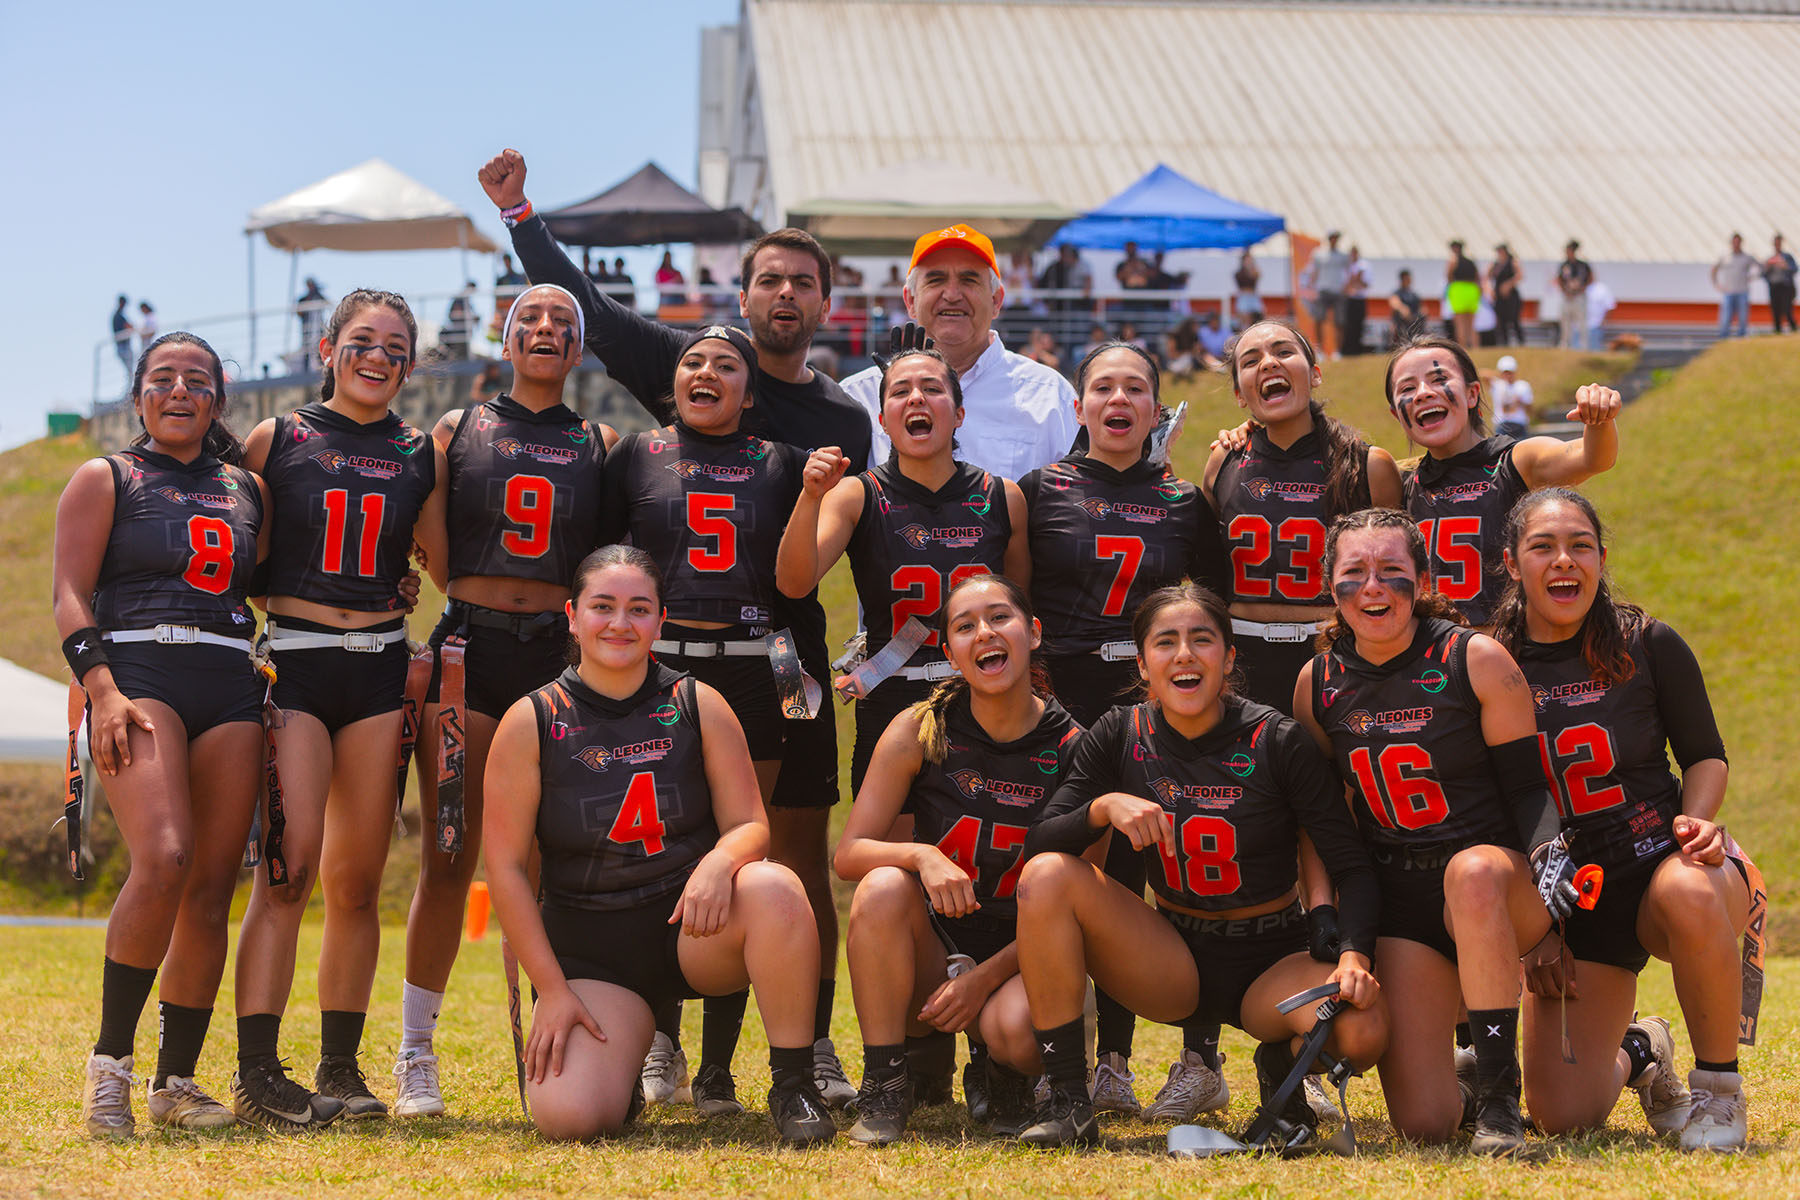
[232,1058,345,1132]
[847,1071,911,1146]
[768,1078,837,1145]
[693,1062,745,1117]
[1019,1083,1099,1148]
[315,1054,388,1119]
[987,1064,1035,1139]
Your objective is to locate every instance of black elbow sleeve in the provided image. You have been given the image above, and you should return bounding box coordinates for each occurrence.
[1492,735,1562,853]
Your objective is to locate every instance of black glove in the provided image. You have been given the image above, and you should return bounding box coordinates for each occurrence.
[1530,837,1581,921]
[1306,904,1341,963]
[870,321,934,370]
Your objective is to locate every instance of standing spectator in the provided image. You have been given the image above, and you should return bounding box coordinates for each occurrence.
[110,295,135,381]
[1556,240,1592,349]
[1302,230,1348,355]
[136,302,158,357]
[1445,238,1481,347]
[1765,234,1797,334]
[655,250,686,308]
[1233,248,1263,323]
[1116,240,1157,313]
[1342,245,1372,355]
[296,277,328,353]
[491,253,529,343]
[1487,354,1534,439]
[1489,244,1524,345]
[1004,249,1036,309]
[442,281,477,360]
[605,257,636,309]
[1388,268,1426,345]
[1586,273,1616,349]
[1037,244,1094,331]
[1711,233,1759,339]
[1148,250,1189,294]
[876,264,908,331]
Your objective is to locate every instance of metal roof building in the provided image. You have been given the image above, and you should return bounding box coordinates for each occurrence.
[707,0,1800,283]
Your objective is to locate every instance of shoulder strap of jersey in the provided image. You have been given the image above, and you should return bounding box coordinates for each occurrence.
[102,452,134,495]
[530,679,575,748]
[1127,703,1159,763]
[442,403,480,458]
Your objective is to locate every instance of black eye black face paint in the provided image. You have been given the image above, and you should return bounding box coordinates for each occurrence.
[1333,577,1364,603]
[560,326,576,358]
[1377,572,1416,599]
[341,343,410,370]
[513,325,530,360]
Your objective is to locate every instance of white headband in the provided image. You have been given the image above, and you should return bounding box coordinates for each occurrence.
[501,283,586,355]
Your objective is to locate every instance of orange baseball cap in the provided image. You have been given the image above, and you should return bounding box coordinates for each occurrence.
[909,223,999,274]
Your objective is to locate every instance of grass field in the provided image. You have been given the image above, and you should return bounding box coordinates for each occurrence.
[2,924,1796,1199]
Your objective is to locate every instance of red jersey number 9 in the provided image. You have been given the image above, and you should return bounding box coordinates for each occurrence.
[501,475,553,559]
[183,515,235,595]
[891,563,991,646]
[686,493,737,572]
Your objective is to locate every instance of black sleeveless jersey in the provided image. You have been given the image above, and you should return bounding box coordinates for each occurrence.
[908,694,1082,921]
[445,396,605,586]
[531,664,717,912]
[600,423,806,627]
[92,448,262,635]
[848,460,1012,668]
[1402,436,1529,625]
[1312,618,1516,850]
[261,403,435,611]
[1032,696,1375,951]
[1213,428,1349,606]
[1515,621,1726,874]
[1020,455,1224,656]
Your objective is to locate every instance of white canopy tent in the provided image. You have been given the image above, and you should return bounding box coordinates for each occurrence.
[243,159,498,368]
[0,657,80,763]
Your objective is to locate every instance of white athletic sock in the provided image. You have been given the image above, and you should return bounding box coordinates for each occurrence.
[399,982,445,1057]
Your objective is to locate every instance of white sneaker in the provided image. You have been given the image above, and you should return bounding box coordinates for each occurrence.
[1303,1074,1340,1123]
[1680,1069,1747,1152]
[811,1038,857,1110]
[82,1053,135,1139]
[1626,1016,1689,1136]
[1143,1049,1229,1121]
[640,1031,691,1107]
[392,1051,446,1117]
[147,1075,235,1129]
[1090,1052,1141,1115]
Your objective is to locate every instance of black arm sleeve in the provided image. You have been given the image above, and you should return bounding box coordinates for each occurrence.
[508,216,685,423]
[1642,620,1727,769]
[594,435,635,547]
[1270,719,1379,959]
[1024,710,1125,858]
[1184,498,1231,597]
[1494,734,1562,854]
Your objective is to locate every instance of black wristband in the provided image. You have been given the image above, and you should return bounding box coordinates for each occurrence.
[62,627,109,684]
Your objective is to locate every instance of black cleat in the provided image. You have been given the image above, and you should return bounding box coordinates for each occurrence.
[1020,1083,1099,1148]
[1454,1046,1479,1132]
[314,1054,388,1119]
[1253,1040,1318,1144]
[768,1077,837,1145]
[232,1057,345,1132]
[693,1062,745,1117]
[987,1064,1035,1139]
[1470,1074,1527,1158]
[847,1071,911,1146]
[962,1057,990,1123]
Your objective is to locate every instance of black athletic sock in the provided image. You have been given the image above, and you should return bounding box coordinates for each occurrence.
[1455,1020,1474,1049]
[94,957,158,1061]
[768,1043,811,1092]
[1035,1017,1088,1093]
[154,1002,212,1089]
[814,979,835,1043]
[319,1010,365,1061]
[862,1042,906,1083]
[1621,1028,1656,1083]
[700,990,748,1073]
[1468,1007,1520,1093]
[1695,1057,1739,1075]
[654,998,683,1047]
[237,1013,281,1065]
[966,1039,989,1070]
[1185,1022,1223,1071]
[906,1030,954,1080]
[1094,988,1136,1059]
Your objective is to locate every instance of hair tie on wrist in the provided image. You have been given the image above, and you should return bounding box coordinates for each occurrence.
[62,627,109,684]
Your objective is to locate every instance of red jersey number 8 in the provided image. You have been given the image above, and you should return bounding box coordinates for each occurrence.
[183,515,235,595]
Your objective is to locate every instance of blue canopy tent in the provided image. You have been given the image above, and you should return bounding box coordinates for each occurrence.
[1047,163,1284,250]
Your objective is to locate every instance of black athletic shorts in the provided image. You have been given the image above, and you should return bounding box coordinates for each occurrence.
[1370,841,1460,961]
[1563,848,1751,975]
[270,615,408,733]
[425,602,569,720]
[1231,632,1318,717]
[1161,900,1308,1030]
[541,889,700,1013]
[933,909,1017,967]
[103,639,264,735]
[769,685,837,809]
[656,624,785,762]
[852,675,936,801]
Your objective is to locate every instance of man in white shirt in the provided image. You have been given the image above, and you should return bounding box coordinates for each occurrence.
[842,224,1078,480]
[1486,354,1534,440]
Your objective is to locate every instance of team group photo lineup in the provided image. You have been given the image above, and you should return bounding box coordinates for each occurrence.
[18,1,1799,1190]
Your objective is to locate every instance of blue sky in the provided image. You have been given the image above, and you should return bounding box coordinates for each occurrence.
[0,0,739,449]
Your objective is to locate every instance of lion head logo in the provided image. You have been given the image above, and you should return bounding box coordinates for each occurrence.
[493,437,524,460]
[308,449,347,474]
[575,746,613,772]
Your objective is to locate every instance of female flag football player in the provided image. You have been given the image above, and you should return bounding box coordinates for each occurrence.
[231,290,448,1129]
[597,323,808,1116]
[834,573,1084,1144]
[1384,335,1619,628]
[1018,341,1231,1121]
[1494,489,1754,1152]
[482,546,834,1144]
[1295,509,1576,1157]
[1013,583,1388,1148]
[56,333,270,1135]
[393,283,616,1116]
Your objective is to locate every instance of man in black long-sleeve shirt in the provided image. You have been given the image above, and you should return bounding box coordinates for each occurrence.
[480,149,869,1102]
